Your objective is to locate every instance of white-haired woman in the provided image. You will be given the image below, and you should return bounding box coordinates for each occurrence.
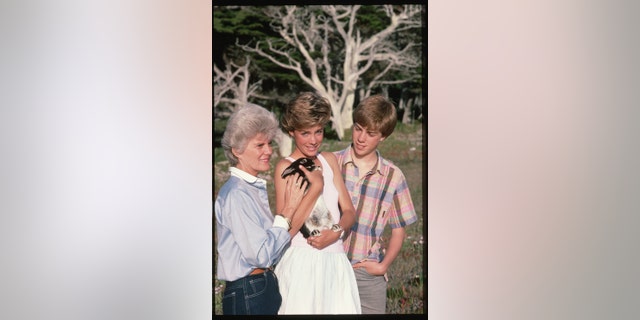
[215,104,324,315]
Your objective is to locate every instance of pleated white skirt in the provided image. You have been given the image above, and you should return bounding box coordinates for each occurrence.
[275,246,361,314]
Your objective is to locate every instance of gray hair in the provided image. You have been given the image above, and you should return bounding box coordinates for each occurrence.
[221,103,279,166]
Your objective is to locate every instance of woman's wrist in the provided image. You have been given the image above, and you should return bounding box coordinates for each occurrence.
[274,214,292,231]
[280,207,295,219]
[331,224,345,239]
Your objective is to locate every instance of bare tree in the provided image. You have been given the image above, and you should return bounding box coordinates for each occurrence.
[239,5,422,140]
[213,57,293,156]
[214,58,264,117]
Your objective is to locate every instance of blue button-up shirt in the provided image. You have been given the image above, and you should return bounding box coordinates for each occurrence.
[215,167,291,281]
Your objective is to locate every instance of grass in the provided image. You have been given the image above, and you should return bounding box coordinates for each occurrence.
[213,122,424,314]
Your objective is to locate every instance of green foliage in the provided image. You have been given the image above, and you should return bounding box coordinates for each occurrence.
[358,6,424,100]
[214,6,312,114]
[354,5,391,36]
[213,118,227,149]
[213,6,273,37]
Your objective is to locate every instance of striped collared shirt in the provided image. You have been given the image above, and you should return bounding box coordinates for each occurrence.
[334,146,417,265]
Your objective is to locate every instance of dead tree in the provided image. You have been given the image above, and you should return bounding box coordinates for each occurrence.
[240,5,422,140]
[213,58,292,156]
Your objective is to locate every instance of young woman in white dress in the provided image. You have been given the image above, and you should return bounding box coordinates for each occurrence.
[273,92,361,314]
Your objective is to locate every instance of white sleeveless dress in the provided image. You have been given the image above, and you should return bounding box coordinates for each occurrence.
[275,154,361,314]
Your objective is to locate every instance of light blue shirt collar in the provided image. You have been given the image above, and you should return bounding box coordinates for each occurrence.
[229,167,266,186]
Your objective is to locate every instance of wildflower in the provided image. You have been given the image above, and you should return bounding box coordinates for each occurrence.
[214,284,224,295]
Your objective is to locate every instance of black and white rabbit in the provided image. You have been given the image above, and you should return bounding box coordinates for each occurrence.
[281,157,334,238]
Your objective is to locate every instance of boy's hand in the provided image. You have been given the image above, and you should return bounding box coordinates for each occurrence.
[353,259,388,277]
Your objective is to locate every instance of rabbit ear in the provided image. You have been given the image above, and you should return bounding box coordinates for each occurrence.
[281,157,316,178]
[281,159,305,178]
[281,165,296,178]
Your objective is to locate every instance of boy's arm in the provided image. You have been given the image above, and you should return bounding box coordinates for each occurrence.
[380,227,406,271]
[354,227,406,276]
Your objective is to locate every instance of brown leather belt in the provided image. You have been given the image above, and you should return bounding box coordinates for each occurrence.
[249,267,272,275]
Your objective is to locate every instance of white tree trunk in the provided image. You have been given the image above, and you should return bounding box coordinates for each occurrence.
[332,104,346,140]
[274,131,292,158]
[340,91,355,135]
[402,97,413,124]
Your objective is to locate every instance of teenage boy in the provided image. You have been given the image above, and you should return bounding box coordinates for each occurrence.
[334,95,418,314]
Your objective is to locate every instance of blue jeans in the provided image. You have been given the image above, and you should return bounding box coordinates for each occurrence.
[222,270,282,315]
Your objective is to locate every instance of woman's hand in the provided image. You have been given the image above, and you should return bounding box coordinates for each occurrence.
[298,164,324,192]
[306,228,341,250]
[282,173,307,217]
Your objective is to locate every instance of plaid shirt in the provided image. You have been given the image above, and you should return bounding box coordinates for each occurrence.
[334,146,417,265]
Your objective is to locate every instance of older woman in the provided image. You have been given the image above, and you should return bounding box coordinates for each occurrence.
[215,103,323,315]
